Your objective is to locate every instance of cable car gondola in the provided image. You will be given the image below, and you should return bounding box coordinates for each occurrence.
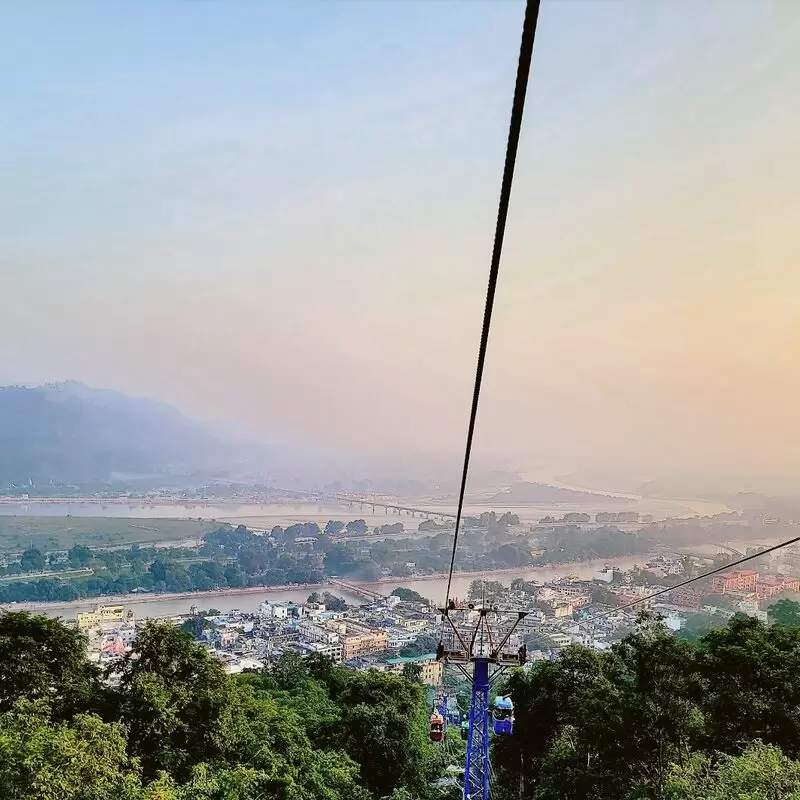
[429,711,444,742]
[492,696,514,736]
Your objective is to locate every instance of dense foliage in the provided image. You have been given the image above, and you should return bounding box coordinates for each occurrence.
[493,609,800,800]
[7,607,800,798]
[0,611,444,800]
[0,524,328,603]
[390,587,429,604]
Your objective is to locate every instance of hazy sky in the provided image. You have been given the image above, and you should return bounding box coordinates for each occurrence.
[2,2,800,482]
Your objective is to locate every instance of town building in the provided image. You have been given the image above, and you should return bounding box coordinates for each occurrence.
[290,640,344,663]
[384,654,443,687]
[341,624,389,660]
[756,574,800,599]
[593,566,615,583]
[710,570,758,594]
[665,586,704,610]
[77,605,133,631]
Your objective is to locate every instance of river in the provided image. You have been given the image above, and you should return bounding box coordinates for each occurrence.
[0,494,712,527]
[23,556,645,621]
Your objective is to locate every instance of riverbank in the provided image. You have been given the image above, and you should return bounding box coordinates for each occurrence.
[2,555,652,617]
[1,581,329,613]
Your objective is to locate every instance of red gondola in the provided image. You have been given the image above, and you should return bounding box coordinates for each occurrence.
[429,711,444,742]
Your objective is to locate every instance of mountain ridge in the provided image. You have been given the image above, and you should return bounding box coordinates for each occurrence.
[0,382,221,487]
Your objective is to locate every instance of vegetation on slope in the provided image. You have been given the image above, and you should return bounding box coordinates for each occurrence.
[0,611,446,800]
[493,606,800,800]
[7,605,800,797]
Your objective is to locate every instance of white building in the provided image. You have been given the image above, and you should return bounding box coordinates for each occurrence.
[386,627,416,650]
[292,640,343,663]
[219,655,264,674]
[259,601,289,619]
[298,621,340,645]
[663,614,685,632]
[593,566,615,584]
[108,624,138,647]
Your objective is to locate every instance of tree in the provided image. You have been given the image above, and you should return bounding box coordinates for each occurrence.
[20,546,46,572]
[110,621,232,779]
[0,612,99,718]
[768,598,800,628]
[68,544,94,568]
[180,617,207,639]
[322,592,347,612]
[467,580,505,601]
[0,608,449,800]
[699,615,800,758]
[324,520,345,536]
[0,700,147,800]
[147,558,191,593]
[589,584,619,606]
[391,587,428,604]
[203,664,371,800]
[402,662,423,683]
[398,634,439,658]
[357,560,382,581]
[345,520,368,536]
[675,612,718,644]
[665,742,800,800]
[329,669,437,798]
[380,522,404,536]
[493,618,703,800]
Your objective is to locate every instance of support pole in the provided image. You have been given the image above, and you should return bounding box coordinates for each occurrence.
[464,658,490,800]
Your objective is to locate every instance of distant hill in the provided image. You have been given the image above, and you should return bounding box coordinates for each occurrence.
[0,382,223,487]
[487,481,626,505]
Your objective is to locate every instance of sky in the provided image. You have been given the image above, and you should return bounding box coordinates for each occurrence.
[2,1,800,486]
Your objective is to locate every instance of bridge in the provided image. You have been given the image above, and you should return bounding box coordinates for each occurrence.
[328,492,456,520]
[270,486,456,521]
[327,578,386,602]
[715,543,745,557]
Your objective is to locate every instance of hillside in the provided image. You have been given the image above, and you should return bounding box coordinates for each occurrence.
[4,609,800,798]
[0,382,222,487]
[0,614,436,800]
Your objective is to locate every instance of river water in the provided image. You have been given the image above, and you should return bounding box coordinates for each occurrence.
[0,494,707,527]
[29,556,645,621]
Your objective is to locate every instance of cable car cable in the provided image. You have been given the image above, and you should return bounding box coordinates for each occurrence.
[442,0,542,612]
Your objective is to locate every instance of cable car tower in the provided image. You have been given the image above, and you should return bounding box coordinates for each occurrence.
[437,602,527,800]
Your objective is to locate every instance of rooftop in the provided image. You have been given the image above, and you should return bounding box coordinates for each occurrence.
[384,653,437,665]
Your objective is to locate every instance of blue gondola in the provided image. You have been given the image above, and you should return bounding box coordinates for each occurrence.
[492,696,514,736]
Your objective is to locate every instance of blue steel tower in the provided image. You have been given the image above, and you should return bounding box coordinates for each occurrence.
[464,657,491,800]
[437,605,527,800]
